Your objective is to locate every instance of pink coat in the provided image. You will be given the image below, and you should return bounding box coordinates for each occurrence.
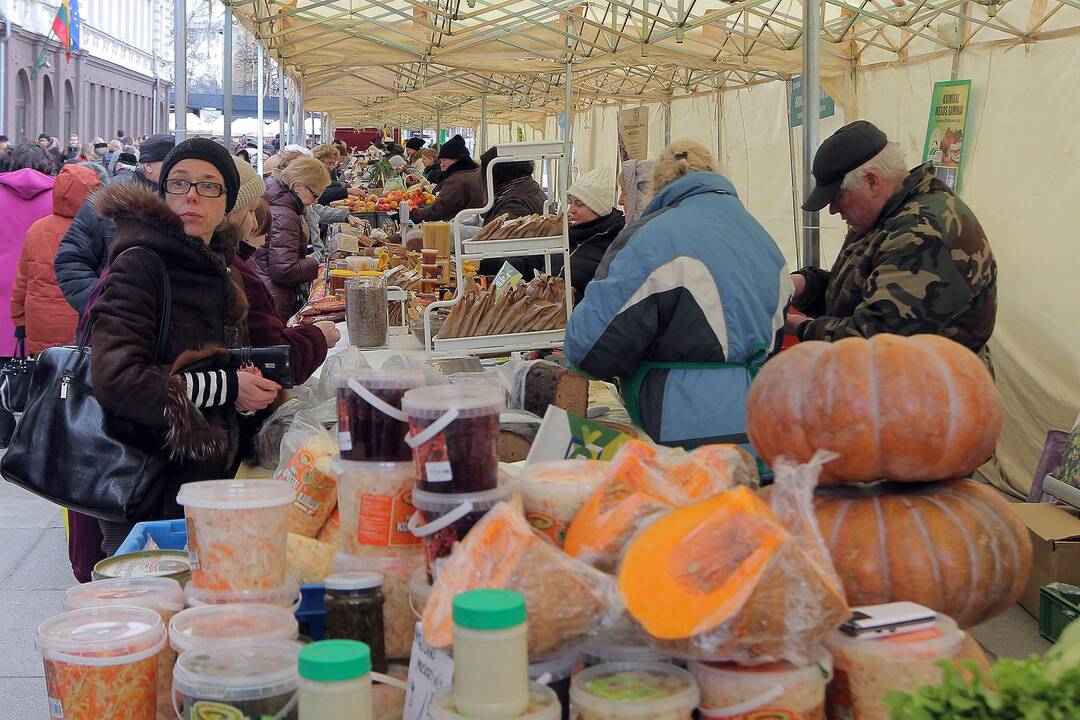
[0,169,55,354]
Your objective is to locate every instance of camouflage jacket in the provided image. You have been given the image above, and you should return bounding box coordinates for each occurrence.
[794,163,997,352]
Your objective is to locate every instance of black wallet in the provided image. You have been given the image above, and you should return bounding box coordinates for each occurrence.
[228,346,293,388]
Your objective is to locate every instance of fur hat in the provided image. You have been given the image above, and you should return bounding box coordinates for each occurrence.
[568,168,615,216]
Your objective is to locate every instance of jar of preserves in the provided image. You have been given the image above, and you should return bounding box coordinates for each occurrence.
[324,572,388,673]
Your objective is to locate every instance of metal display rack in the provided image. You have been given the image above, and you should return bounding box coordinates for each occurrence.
[422,141,573,359]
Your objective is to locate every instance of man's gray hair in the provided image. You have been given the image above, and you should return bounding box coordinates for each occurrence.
[841,141,907,191]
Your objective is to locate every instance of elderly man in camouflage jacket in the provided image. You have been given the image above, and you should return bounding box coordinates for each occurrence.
[785,121,996,353]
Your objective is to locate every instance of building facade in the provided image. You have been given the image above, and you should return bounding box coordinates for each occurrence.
[0,0,172,144]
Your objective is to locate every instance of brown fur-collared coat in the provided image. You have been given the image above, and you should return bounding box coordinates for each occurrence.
[90,182,249,518]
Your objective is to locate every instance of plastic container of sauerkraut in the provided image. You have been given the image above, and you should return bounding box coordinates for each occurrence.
[824,616,963,720]
[690,646,832,719]
[570,661,700,720]
[431,683,561,720]
[92,550,191,585]
[37,606,166,720]
[515,460,608,546]
[63,577,185,719]
[172,639,302,720]
[333,459,419,555]
[579,620,677,668]
[177,479,295,591]
[409,567,433,619]
[184,576,301,611]
[169,604,299,654]
[334,550,424,661]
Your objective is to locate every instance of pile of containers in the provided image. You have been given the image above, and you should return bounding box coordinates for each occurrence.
[333,368,426,661]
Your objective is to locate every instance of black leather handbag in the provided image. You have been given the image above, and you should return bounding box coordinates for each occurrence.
[0,336,36,448]
[227,345,293,389]
[0,247,172,523]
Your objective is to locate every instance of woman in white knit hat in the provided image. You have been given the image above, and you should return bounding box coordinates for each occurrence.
[562,167,625,297]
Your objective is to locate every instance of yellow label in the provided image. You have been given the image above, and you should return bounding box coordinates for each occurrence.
[191,700,245,720]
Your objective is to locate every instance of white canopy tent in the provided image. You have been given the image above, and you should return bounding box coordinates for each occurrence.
[212,0,1080,496]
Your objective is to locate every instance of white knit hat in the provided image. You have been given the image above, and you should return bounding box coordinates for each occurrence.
[232,155,267,214]
[568,168,615,216]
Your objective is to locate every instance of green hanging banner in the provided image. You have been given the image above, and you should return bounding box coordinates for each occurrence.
[922,79,972,193]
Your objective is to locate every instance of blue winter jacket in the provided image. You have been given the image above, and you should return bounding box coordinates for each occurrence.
[565,171,791,448]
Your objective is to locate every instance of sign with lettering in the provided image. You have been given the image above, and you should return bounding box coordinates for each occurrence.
[789,75,835,127]
[403,623,454,720]
[922,80,972,192]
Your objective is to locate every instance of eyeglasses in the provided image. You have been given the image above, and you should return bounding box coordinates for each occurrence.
[164,178,226,198]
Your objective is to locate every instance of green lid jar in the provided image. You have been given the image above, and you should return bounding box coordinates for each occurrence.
[453,589,529,718]
[298,640,373,720]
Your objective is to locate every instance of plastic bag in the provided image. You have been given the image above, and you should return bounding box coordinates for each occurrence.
[564,439,759,573]
[275,412,339,537]
[421,502,622,662]
[618,451,849,665]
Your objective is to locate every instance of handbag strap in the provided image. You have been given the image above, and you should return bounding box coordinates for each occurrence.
[78,247,173,363]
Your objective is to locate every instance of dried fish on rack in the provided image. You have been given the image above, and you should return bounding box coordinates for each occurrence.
[436,275,567,339]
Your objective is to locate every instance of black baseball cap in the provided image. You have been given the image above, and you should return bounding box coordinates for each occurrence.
[138,134,176,163]
[803,120,889,212]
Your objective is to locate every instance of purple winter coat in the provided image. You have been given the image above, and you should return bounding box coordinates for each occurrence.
[0,169,55,352]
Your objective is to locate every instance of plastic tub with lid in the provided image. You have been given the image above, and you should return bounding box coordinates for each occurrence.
[409,483,513,582]
[408,567,433,619]
[430,683,561,720]
[92,549,191,585]
[37,605,166,720]
[335,369,424,462]
[579,621,677,668]
[177,479,295,592]
[334,550,424,661]
[332,459,419,555]
[529,645,580,720]
[515,460,608,546]
[169,603,299,655]
[63,577,185,717]
[570,661,700,720]
[184,575,301,611]
[825,614,963,720]
[401,385,504,494]
[690,646,832,719]
[172,639,303,719]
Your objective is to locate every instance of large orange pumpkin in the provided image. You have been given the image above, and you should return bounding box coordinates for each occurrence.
[747,334,1002,484]
[811,479,1031,628]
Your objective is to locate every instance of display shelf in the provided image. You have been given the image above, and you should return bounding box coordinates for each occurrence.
[461,234,567,258]
[422,143,574,360]
[432,329,566,356]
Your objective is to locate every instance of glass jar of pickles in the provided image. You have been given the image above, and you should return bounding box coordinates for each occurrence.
[324,572,388,673]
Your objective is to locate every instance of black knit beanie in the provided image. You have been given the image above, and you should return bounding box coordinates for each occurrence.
[159,137,241,212]
[438,134,469,160]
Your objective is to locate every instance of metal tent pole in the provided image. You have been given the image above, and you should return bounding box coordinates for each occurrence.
[223,2,233,148]
[801,0,822,267]
[278,60,286,148]
[560,62,573,201]
[435,107,441,146]
[174,0,187,140]
[480,94,488,153]
[257,40,265,175]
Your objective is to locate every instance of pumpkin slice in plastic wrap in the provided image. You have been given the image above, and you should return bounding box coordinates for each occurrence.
[421,502,621,661]
[564,439,758,573]
[618,452,848,665]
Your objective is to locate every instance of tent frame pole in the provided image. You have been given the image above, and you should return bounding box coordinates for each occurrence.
[174,0,187,141]
[257,41,264,175]
[223,2,233,148]
[560,62,573,203]
[801,0,822,267]
[279,59,286,148]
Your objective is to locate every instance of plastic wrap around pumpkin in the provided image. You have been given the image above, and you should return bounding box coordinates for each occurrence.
[618,454,848,665]
[746,334,1002,484]
[807,478,1031,629]
[563,440,759,573]
[421,502,622,662]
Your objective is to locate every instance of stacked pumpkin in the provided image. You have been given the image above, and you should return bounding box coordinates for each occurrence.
[747,334,1032,628]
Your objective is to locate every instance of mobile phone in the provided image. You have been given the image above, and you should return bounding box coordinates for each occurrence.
[839,602,937,639]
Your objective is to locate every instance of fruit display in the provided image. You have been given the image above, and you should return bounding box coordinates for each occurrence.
[333,194,383,213]
[746,334,1002,484]
[805,478,1031,628]
[375,188,436,213]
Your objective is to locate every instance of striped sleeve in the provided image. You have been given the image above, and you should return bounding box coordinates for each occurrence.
[182,370,239,409]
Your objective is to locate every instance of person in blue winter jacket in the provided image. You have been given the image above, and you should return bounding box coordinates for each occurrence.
[565,139,792,449]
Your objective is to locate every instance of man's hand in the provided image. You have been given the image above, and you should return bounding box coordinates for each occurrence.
[784,309,811,338]
[314,320,341,348]
[346,187,365,197]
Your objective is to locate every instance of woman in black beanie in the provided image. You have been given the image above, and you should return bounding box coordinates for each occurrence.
[88,137,281,550]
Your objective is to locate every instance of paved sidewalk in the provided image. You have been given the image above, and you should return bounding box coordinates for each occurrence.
[0,482,76,720]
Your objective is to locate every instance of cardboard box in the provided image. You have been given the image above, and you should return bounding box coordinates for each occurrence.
[1008,501,1080,620]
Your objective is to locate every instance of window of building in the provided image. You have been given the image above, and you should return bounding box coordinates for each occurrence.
[15,71,30,142]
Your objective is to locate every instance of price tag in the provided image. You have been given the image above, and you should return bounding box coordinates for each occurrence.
[425,461,453,483]
[404,623,454,720]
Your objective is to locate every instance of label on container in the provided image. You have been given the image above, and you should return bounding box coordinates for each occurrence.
[103,554,189,578]
[404,623,454,720]
[357,487,421,547]
[425,461,453,483]
[702,707,802,720]
[338,430,353,453]
[282,447,333,517]
[190,701,245,719]
[48,697,63,718]
[525,510,566,545]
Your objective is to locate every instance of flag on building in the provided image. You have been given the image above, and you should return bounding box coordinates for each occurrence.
[51,0,81,61]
